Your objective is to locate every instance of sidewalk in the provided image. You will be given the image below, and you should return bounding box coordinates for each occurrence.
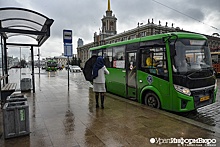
[0,69,219,147]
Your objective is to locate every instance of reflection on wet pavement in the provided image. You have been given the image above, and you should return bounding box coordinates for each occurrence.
[0,68,219,146]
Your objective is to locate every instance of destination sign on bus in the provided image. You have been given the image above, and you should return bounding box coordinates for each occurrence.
[189,40,206,45]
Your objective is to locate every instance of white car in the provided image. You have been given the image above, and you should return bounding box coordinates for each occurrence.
[70,65,82,72]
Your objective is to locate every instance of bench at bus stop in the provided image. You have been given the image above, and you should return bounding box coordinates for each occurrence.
[0,76,17,108]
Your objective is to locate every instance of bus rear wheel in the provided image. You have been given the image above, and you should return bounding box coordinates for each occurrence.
[144,92,160,109]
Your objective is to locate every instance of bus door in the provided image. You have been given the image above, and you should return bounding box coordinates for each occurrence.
[126,52,137,99]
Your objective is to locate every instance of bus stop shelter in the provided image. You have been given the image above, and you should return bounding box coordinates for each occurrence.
[0,7,54,93]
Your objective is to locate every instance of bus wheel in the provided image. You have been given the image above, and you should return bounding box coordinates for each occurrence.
[144,92,160,109]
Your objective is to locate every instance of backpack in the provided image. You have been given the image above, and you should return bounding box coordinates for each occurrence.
[83,55,97,82]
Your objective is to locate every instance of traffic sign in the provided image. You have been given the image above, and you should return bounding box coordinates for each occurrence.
[63,30,72,43]
[64,43,72,57]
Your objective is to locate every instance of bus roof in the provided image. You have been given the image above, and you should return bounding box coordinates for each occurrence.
[89,32,207,51]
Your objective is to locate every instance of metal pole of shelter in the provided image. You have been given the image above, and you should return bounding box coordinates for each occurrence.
[38,47,40,77]
[31,46,35,93]
[3,38,8,83]
[20,47,21,82]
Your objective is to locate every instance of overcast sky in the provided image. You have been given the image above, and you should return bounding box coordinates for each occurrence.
[1,0,220,59]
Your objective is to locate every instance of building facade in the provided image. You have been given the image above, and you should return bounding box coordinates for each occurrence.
[208,33,220,52]
[77,0,220,68]
[54,56,68,66]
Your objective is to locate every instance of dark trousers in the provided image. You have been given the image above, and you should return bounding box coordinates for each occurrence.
[95,92,105,109]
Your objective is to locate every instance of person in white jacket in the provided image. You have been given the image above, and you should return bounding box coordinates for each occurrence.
[92,57,110,109]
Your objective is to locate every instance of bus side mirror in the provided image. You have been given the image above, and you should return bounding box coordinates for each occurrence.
[170,45,176,57]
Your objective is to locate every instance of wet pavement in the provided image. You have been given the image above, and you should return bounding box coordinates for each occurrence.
[0,68,220,147]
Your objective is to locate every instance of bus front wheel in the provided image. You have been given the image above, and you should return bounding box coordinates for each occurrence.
[144,92,160,109]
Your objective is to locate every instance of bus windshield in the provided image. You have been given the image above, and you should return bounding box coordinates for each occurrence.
[47,61,57,67]
[172,39,212,73]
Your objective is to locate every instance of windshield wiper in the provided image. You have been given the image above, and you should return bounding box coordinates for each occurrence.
[186,68,214,80]
[201,67,213,70]
[186,70,202,78]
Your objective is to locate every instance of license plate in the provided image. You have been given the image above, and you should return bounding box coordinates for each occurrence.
[200,96,210,102]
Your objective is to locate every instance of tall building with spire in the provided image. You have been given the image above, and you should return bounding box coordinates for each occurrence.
[94,0,117,46]
[101,0,117,35]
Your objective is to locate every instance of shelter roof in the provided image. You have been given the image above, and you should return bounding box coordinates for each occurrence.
[0,7,54,46]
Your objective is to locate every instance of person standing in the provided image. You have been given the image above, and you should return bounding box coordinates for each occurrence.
[92,57,110,109]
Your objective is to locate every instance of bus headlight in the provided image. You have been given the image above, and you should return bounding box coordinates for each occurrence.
[174,84,191,96]
[215,79,217,90]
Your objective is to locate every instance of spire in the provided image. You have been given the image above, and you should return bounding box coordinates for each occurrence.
[107,0,111,11]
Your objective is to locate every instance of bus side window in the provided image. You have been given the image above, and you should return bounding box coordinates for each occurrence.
[97,49,102,56]
[102,48,113,68]
[141,47,168,80]
[112,46,125,68]
[104,56,111,68]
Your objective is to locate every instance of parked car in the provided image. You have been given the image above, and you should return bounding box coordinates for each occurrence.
[70,65,82,72]
[65,65,71,70]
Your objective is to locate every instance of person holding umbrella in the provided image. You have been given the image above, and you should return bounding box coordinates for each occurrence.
[92,56,109,109]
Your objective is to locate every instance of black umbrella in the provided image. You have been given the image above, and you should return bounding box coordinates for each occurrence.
[83,55,97,82]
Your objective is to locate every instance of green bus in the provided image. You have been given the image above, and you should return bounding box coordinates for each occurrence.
[46,59,58,71]
[89,32,218,112]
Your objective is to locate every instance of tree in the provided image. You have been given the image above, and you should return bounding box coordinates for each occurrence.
[71,56,78,65]
[71,56,75,65]
[20,59,27,68]
[78,58,81,67]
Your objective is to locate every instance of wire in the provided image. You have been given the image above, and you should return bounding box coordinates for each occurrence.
[152,0,219,31]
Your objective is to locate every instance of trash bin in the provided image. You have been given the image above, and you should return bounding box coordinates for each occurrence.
[3,101,30,139]
[6,93,27,102]
[20,78,31,92]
